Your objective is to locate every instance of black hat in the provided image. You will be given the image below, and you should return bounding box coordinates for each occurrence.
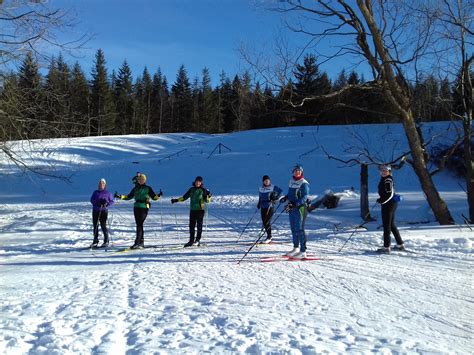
[262,175,270,181]
[195,176,203,182]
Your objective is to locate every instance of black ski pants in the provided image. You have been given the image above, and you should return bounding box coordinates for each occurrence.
[261,207,274,239]
[189,210,205,243]
[134,207,148,246]
[92,210,109,243]
[381,201,403,247]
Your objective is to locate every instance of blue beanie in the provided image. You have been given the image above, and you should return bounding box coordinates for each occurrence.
[293,164,303,173]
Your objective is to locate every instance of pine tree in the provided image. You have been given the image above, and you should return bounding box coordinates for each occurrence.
[44,54,71,137]
[151,68,171,133]
[223,75,241,132]
[249,82,265,129]
[191,76,200,132]
[293,54,320,96]
[200,67,215,133]
[133,76,145,134]
[333,69,348,91]
[90,49,115,135]
[293,54,332,123]
[141,67,153,134]
[69,62,89,136]
[17,52,43,138]
[171,65,192,132]
[347,71,360,85]
[263,85,277,127]
[113,60,134,135]
[0,74,21,140]
[213,71,230,133]
[236,71,252,131]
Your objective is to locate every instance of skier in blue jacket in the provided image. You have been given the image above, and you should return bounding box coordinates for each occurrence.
[257,175,282,243]
[280,165,310,258]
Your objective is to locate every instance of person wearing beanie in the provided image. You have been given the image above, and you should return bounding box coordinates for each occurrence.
[90,178,114,248]
[114,173,163,249]
[376,164,404,253]
[280,165,310,259]
[171,176,211,247]
[257,175,282,244]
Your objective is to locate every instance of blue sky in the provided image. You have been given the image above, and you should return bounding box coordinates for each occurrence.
[53,0,284,85]
[50,0,368,86]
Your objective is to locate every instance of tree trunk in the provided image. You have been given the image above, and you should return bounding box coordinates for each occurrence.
[402,110,454,224]
[464,118,474,223]
[360,163,371,220]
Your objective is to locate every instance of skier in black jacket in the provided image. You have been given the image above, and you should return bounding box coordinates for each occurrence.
[376,164,404,253]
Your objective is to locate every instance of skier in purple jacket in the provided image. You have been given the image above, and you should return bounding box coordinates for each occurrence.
[90,178,114,248]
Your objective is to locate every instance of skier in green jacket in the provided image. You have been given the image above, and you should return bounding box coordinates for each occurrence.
[171,176,211,247]
[115,173,162,249]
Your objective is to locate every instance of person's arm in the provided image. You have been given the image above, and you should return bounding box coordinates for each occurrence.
[147,186,163,201]
[90,191,98,205]
[202,187,211,203]
[107,191,114,206]
[380,178,394,204]
[295,183,310,207]
[117,187,135,200]
[271,186,283,201]
[177,188,192,202]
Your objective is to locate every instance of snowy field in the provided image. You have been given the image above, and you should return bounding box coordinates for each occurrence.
[0,123,472,354]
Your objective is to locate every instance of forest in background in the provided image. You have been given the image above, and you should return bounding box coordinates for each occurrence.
[1,50,468,140]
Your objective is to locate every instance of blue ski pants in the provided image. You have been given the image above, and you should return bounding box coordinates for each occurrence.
[289,205,307,252]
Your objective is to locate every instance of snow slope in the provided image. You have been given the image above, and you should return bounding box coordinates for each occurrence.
[0,123,472,354]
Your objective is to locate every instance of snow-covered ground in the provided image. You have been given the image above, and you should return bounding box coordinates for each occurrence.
[0,123,472,353]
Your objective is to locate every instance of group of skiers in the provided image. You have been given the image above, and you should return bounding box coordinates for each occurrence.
[90,164,404,256]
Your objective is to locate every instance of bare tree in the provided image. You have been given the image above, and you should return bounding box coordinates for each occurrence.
[246,0,457,224]
[434,0,473,222]
[0,0,88,177]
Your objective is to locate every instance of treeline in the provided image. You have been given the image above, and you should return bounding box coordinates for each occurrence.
[0,50,465,140]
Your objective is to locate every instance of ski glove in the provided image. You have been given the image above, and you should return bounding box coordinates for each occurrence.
[99,198,107,206]
[270,192,278,201]
[114,192,121,199]
[284,203,293,213]
[157,189,163,197]
[171,198,178,204]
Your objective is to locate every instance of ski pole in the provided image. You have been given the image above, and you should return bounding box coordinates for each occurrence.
[160,197,164,248]
[205,203,208,234]
[174,202,178,225]
[239,201,280,244]
[237,203,285,264]
[236,207,259,243]
[108,209,113,246]
[338,201,377,252]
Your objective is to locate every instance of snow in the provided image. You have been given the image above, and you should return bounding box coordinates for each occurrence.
[0,122,473,353]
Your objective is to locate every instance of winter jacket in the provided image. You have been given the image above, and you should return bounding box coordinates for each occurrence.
[378,175,395,205]
[90,189,114,212]
[119,184,161,209]
[177,185,211,211]
[285,177,310,207]
[258,184,282,209]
